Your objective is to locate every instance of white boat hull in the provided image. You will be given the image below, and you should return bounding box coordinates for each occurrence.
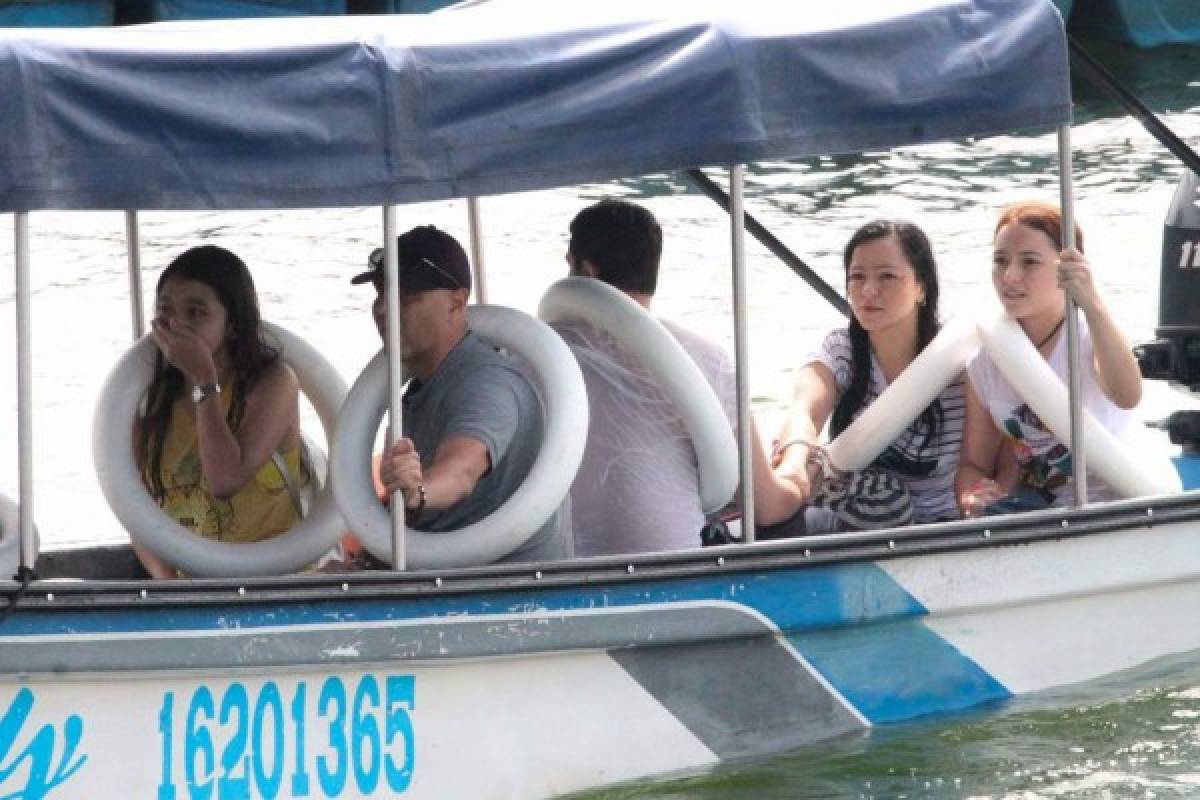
[3,497,1199,798]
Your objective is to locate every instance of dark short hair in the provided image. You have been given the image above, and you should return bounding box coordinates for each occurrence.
[568,199,662,295]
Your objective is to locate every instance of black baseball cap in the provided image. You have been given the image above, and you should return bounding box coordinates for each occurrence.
[351,225,472,293]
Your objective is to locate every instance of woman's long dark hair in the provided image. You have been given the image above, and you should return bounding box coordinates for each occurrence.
[139,246,279,500]
[830,221,943,447]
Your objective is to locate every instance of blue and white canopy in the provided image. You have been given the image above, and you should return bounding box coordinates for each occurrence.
[0,0,1069,211]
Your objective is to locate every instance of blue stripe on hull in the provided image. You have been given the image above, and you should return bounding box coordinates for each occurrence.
[788,619,1012,724]
[1,563,925,637]
[2,562,1014,731]
[1173,455,1200,491]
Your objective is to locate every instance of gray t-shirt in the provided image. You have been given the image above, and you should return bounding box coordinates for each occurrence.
[402,331,572,563]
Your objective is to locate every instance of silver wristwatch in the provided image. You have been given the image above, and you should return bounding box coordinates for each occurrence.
[191,381,221,404]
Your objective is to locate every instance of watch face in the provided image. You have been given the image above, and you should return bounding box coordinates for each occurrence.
[191,385,204,403]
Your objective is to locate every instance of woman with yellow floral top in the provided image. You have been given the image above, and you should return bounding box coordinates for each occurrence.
[133,245,303,578]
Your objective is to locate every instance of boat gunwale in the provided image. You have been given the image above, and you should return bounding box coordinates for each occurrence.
[11,488,1199,611]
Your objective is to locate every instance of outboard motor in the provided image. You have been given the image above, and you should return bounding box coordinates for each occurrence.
[1136,168,1200,451]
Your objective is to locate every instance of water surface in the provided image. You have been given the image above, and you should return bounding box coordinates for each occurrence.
[576,651,1200,800]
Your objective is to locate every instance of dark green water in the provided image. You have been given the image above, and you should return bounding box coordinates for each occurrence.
[578,651,1200,800]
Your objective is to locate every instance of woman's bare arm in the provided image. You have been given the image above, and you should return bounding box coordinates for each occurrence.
[955,379,1006,517]
[195,362,300,498]
[1059,248,1142,409]
[773,362,839,501]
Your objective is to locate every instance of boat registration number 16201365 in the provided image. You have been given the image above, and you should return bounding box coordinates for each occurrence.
[156,674,416,800]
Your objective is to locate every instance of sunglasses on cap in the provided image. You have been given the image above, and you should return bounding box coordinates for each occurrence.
[368,248,463,290]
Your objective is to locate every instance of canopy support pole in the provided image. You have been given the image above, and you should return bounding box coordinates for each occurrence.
[125,211,145,338]
[14,213,36,573]
[382,205,407,569]
[467,197,488,304]
[1058,125,1087,508]
[729,166,755,543]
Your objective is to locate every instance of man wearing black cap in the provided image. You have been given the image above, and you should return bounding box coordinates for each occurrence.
[350,225,571,564]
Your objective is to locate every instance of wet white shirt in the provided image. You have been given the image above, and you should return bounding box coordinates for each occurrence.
[554,318,736,557]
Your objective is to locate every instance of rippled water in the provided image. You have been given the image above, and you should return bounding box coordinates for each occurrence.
[578,651,1200,800]
[1,36,1200,799]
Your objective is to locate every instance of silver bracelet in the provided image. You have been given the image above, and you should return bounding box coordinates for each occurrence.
[771,437,816,462]
[405,483,427,514]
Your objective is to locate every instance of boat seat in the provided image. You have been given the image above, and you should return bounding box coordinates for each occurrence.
[35,544,149,581]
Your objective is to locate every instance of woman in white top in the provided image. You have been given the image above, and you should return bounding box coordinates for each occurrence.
[775,220,965,529]
[956,200,1143,516]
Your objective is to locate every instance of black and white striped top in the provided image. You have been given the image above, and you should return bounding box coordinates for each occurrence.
[810,328,965,523]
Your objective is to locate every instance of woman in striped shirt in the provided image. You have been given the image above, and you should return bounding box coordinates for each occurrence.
[774,220,964,530]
